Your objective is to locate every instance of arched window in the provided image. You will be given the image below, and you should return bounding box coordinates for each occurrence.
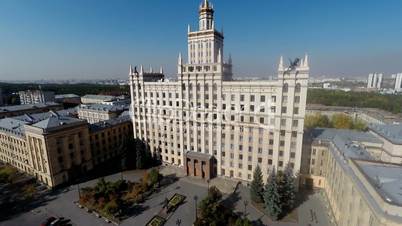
[283,83,288,93]
[295,83,301,93]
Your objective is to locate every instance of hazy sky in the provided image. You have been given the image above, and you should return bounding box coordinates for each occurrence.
[1,0,402,80]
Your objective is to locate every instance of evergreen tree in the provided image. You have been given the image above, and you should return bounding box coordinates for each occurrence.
[283,165,296,211]
[263,170,282,220]
[250,165,264,203]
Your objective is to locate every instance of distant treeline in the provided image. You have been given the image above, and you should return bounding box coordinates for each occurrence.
[0,83,129,97]
[307,89,402,114]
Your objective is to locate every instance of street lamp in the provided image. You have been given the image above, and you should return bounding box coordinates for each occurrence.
[194,195,198,221]
[77,182,81,199]
[243,200,248,216]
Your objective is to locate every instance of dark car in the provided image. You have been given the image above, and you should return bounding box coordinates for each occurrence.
[40,217,56,226]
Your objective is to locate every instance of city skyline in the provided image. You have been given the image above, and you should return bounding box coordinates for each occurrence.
[1,0,402,80]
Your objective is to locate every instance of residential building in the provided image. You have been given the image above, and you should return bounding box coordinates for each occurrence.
[78,104,128,124]
[394,73,402,92]
[367,73,383,89]
[129,0,309,182]
[0,102,63,119]
[301,128,402,226]
[19,90,55,104]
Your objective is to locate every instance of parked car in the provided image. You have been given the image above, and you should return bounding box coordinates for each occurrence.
[40,217,56,226]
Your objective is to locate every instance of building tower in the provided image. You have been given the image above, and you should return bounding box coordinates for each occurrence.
[129,0,309,182]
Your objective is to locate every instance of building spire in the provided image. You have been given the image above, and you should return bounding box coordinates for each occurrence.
[160,66,163,74]
[140,65,144,75]
[278,56,284,71]
[149,65,153,73]
[129,64,133,75]
[303,53,309,68]
[178,52,182,65]
[217,48,222,63]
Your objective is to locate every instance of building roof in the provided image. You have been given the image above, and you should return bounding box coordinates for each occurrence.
[0,109,84,136]
[311,128,382,144]
[369,124,402,145]
[32,113,82,130]
[356,161,402,206]
[79,104,128,112]
[0,102,60,113]
[89,115,131,132]
[55,94,80,99]
[81,94,115,101]
[0,118,28,137]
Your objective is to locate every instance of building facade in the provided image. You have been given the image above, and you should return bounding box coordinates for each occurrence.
[394,73,402,93]
[367,73,383,89]
[78,104,128,124]
[0,111,133,187]
[129,0,308,182]
[19,90,55,105]
[301,128,402,226]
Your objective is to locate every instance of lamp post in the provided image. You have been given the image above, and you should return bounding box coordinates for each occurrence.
[77,182,81,199]
[194,195,198,221]
[243,200,248,217]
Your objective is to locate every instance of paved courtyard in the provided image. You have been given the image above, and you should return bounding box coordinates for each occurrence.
[1,166,335,226]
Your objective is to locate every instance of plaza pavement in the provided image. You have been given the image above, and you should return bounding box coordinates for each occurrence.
[0,166,335,226]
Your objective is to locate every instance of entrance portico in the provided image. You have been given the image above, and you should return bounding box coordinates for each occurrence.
[184,151,216,180]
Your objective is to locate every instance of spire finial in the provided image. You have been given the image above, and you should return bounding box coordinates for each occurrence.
[129,64,133,75]
[303,53,309,67]
[178,53,182,65]
[140,65,144,75]
[160,66,163,74]
[278,56,284,71]
[188,24,191,33]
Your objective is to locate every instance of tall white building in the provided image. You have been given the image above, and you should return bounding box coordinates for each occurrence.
[394,73,402,92]
[129,0,309,182]
[367,73,383,89]
[18,90,55,105]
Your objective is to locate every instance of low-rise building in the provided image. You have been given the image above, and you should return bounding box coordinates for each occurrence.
[369,124,402,164]
[78,104,128,124]
[19,90,55,105]
[0,102,63,119]
[89,115,132,166]
[0,110,133,187]
[301,128,402,226]
[81,94,116,105]
[55,94,81,107]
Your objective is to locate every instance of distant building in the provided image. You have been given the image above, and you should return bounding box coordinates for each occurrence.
[367,73,383,89]
[301,128,402,226]
[19,90,55,105]
[78,104,128,124]
[55,94,81,107]
[0,102,63,119]
[394,73,402,92]
[81,94,116,104]
[0,88,3,106]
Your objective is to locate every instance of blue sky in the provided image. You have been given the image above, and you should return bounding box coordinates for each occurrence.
[0,0,401,80]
